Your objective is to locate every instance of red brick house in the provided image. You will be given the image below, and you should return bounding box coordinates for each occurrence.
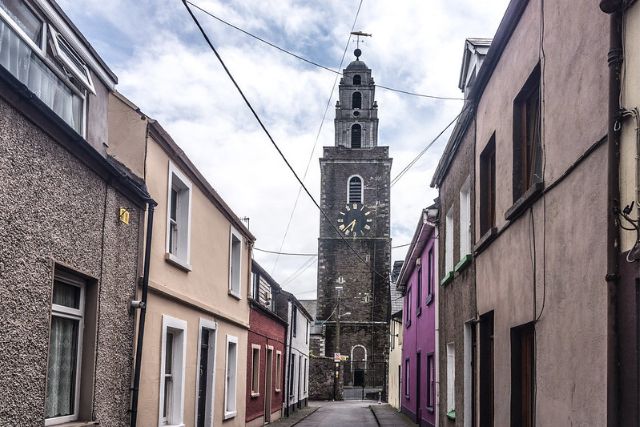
[246,261,288,426]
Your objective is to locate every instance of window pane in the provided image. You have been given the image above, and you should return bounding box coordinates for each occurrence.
[0,18,84,133]
[46,316,79,418]
[52,280,81,308]
[165,332,173,375]
[0,0,43,44]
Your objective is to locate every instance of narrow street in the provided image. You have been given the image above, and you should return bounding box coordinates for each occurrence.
[294,401,378,427]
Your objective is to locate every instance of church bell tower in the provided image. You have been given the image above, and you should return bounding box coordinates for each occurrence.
[316,48,391,395]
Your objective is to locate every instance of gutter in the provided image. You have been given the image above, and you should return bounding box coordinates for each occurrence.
[130,201,157,427]
[600,1,624,425]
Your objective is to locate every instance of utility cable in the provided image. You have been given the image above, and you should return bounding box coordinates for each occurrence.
[186,0,463,101]
[271,0,363,274]
[391,111,462,187]
[182,0,390,282]
[255,247,318,256]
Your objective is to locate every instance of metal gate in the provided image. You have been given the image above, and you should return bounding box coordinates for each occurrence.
[341,360,387,400]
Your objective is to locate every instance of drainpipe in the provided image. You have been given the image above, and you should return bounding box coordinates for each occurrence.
[600,1,623,425]
[130,201,156,427]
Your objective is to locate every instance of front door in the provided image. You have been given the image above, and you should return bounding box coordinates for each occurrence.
[265,347,273,422]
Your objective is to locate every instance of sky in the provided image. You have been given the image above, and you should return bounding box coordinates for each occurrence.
[59,0,510,300]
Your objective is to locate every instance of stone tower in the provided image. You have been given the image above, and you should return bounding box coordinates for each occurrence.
[316,49,391,393]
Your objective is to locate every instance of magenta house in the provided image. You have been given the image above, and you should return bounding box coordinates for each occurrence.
[397,207,438,427]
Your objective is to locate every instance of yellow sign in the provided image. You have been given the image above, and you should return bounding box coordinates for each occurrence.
[119,208,130,225]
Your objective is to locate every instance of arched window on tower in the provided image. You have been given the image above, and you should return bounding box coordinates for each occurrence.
[352,92,362,109]
[348,176,363,204]
[353,75,361,85]
[351,124,362,148]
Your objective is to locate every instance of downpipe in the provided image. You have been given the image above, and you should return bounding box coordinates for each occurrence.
[600,1,623,425]
[130,201,156,427]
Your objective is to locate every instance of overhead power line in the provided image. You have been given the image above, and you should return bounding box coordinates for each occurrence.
[271,0,364,274]
[391,111,462,187]
[255,242,411,257]
[255,247,318,257]
[186,0,463,101]
[182,0,390,282]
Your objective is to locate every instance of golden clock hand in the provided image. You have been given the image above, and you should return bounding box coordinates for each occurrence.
[346,219,356,231]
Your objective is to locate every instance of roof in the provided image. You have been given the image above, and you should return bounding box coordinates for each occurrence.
[148,120,255,241]
[431,0,528,188]
[279,290,313,320]
[44,0,118,86]
[430,102,475,187]
[458,38,492,92]
[252,260,282,291]
[298,299,317,320]
[466,0,529,102]
[390,261,404,316]
[396,207,437,293]
[345,60,369,71]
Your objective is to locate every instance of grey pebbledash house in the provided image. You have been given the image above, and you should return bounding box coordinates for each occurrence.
[0,0,153,425]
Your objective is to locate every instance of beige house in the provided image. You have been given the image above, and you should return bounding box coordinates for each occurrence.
[108,92,254,426]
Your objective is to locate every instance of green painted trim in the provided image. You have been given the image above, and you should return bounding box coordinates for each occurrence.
[454,253,472,272]
[446,409,456,420]
[440,271,454,286]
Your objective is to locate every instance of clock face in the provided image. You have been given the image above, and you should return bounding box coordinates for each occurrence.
[337,203,373,237]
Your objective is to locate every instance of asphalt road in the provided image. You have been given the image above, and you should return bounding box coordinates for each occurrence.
[295,401,378,427]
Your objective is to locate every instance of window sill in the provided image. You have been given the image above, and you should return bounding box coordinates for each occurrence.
[474,227,497,255]
[251,391,260,398]
[165,253,192,272]
[440,271,454,287]
[446,409,456,420]
[454,254,472,273]
[416,307,422,317]
[223,411,237,420]
[228,290,241,300]
[275,388,281,393]
[49,422,99,427]
[426,293,433,306]
[505,181,544,222]
[427,406,434,413]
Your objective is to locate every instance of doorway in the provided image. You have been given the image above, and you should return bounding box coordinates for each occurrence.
[265,346,273,423]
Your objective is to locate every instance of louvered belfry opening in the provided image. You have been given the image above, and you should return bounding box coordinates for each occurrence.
[351,124,362,148]
[348,176,362,203]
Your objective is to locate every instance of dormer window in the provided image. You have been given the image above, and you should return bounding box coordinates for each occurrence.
[353,74,361,85]
[351,124,361,148]
[352,92,361,109]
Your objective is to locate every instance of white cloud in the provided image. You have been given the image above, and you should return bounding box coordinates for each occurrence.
[59,0,509,298]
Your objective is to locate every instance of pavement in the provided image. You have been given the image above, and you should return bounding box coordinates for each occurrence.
[369,403,417,426]
[268,401,417,427]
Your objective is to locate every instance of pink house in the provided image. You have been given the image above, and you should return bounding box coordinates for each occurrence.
[397,207,438,427]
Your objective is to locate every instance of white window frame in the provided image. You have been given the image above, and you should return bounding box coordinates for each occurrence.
[404,358,410,397]
[45,272,85,426]
[447,342,456,412]
[445,207,454,273]
[0,4,88,137]
[194,318,217,427]
[275,351,282,392]
[303,357,308,394]
[165,162,193,271]
[459,177,471,259]
[159,315,187,427]
[49,27,95,94]
[251,344,261,397]
[224,335,239,420]
[347,174,364,204]
[228,227,243,298]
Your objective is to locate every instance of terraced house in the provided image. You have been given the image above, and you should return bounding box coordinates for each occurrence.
[108,92,255,427]
[0,0,153,424]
